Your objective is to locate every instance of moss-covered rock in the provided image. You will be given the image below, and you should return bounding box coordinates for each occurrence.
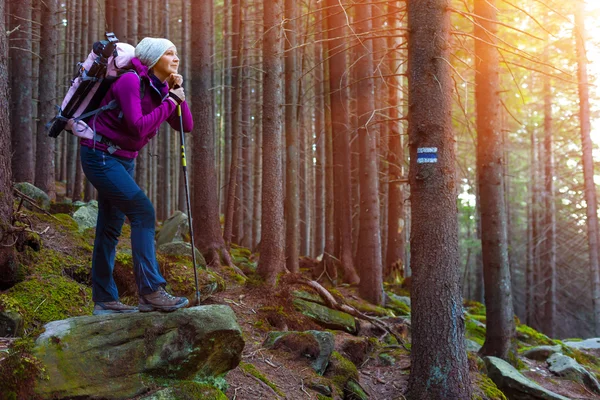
[293,298,357,334]
[140,382,228,400]
[34,305,244,399]
[15,182,50,211]
[516,324,557,347]
[385,293,411,317]
[0,275,92,333]
[72,202,99,232]
[156,211,189,246]
[325,351,359,393]
[0,338,47,400]
[157,242,206,267]
[344,379,368,400]
[465,317,487,345]
[474,373,507,400]
[263,330,335,375]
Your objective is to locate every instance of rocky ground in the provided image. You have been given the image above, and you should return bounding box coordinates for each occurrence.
[1,185,600,399]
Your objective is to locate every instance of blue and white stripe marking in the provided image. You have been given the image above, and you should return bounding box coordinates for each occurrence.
[417,147,438,164]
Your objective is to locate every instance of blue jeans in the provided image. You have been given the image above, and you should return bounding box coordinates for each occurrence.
[80,145,166,302]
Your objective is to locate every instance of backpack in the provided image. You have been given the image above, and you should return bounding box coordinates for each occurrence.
[47,33,144,140]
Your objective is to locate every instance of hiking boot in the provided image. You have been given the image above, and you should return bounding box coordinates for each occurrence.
[138,287,189,312]
[93,301,138,315]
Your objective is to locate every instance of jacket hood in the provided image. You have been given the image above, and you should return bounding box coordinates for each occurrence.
[131,57,150,80]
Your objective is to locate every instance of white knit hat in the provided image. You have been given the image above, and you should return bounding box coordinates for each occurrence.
[135,37,176,68]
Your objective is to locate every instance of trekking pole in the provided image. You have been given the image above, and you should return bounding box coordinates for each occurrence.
[177,103,201,306]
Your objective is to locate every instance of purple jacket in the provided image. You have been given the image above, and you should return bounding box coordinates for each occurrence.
[80,57,193,159]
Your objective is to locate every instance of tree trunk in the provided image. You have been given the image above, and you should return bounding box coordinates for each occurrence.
[385,0,405,280]
[191,0,233,267]
[241,12,253,249]
[113,1,128,42]
[575,1,600,336]
[10,0,34,183]
[325,0,358,284]
[35,0,58,200]
[284,0,299,273]
[256,0,285,286]
[0,0,17,285]
[313,27,325,258]
[541,37,556,337]
[406,0,472,398]
[223,0,242,246]
[72,0,85,201]
[355,1,383,305]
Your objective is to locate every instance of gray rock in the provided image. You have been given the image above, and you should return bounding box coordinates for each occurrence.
[484,356,570,400]
[547,353,600,394]
[72,202,99,232]
[345,379,369,400]
[264,330,335,375]
[465,338,482,353]
[34,305,244,399]
[156,211,189,246]
[14,182,50,211]
[157,241,206,267]
[0,311,22,337]
[563,338,600,350]
[522,345,562,361]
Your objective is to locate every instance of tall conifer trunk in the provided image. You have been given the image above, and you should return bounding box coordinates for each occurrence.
[257,0,285,286]
[575,0,600,336]
[355,1,383,305]
[407,0,471,397]
[10,0,34,182]
[0,0,17,284]
[35,0,58,200]
[325,0,359,284]
[474,0,514,358]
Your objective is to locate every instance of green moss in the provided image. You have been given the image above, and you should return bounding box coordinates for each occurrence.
[169,381,228,400]
[464,300,486,316]
[465,318,486,345]
[476,374,507,400]
[327,351,359,391]
[0,275,92,333]
[239,362,284,396]
[561,345,600,373]
[385,295,410,316]
[516,324,557,347]
[346,298,394,317]
[224,267,247,285]
[317,396,333,400]
[0,338,47,400]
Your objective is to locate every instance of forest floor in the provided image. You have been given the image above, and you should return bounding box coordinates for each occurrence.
[2,203,600,400]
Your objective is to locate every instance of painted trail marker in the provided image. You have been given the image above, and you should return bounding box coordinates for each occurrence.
[417,147,438,164]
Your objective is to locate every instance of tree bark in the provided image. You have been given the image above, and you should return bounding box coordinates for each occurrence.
[191,0,233,267]
[0,0,17,285]
[313,27,325,258]
[355,1,383,305]
[10,0,34,183]
[575,1,600,336]
[325,0,359,284]
[257,0,285,286]
[474,0,515,359]
[541,36,556,337]
[223,0,242,246]
[113,0,128,42]
[35,0,58,200]
[406,0,472,398]
[284,0,299,273]
[385,0,405,280]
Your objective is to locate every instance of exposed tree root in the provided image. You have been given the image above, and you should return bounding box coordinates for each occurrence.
[291,276,409,349]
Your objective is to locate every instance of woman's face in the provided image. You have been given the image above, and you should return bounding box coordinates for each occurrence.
[153,46,179,79]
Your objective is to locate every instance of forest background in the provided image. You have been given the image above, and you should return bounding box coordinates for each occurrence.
[0,0,600,374]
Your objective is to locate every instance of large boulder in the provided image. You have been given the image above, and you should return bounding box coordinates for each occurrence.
[14,182,50,211]
[34,305,244,399]
[156,211,189,246]
[72,201,99,232]
[484,356,570,400]
[563,338,600,350]
[263,330,335,375]
[157,241,206,267]
[293,298,358,334]
[522,345,562,361]
[547,353,600,394]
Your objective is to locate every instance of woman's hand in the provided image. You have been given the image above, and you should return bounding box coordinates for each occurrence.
[168,74,183,89]
[168,86,185,105]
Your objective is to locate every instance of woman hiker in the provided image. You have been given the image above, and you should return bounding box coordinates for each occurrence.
[74,37,193,315]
